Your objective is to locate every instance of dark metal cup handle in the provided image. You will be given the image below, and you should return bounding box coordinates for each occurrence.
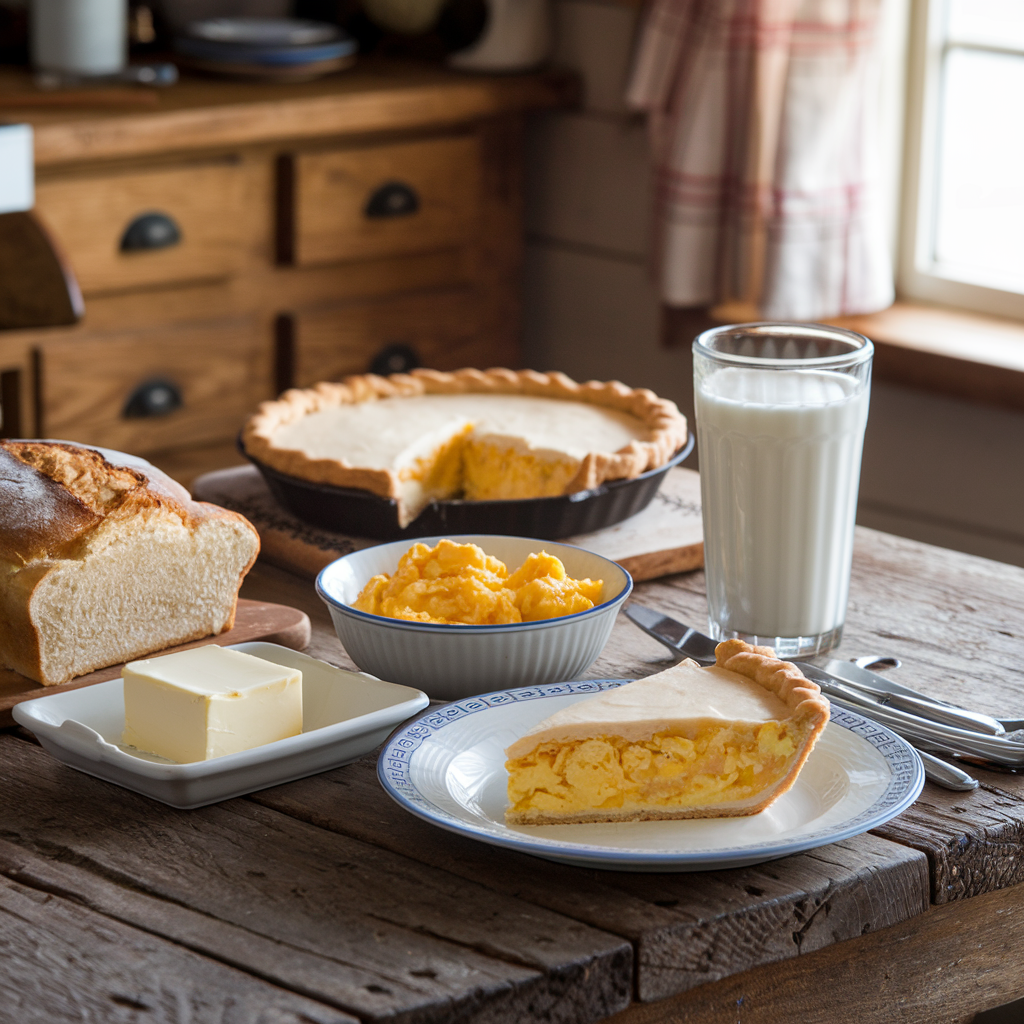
[123,378,183,418]
[120,211,182,251]
[364,182,419,219]
[370,343,420,377]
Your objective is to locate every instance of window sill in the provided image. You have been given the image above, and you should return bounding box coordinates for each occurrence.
[710,301,1024,412]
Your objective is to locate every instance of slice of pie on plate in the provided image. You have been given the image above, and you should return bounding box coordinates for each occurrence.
[241,368,687,527]
[505,639,830,825]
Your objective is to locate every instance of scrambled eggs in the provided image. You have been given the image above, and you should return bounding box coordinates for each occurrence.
[506,722,800,816]
[352,539,604,625]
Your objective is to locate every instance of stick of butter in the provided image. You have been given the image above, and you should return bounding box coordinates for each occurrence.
[122,645,302,763]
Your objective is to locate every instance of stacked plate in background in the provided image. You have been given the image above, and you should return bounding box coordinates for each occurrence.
[174,17,357,80]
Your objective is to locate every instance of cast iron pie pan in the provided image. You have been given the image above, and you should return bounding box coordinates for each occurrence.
[239,433,694,541]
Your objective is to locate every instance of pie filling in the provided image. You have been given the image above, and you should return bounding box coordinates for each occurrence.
[262,391,654,525]
[506,720,810,820]
[395,430,583,515]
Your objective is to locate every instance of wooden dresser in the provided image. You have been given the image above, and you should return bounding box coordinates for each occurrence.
[0,63,570,485]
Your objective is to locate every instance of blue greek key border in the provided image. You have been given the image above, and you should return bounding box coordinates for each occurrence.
[378,681,925,863]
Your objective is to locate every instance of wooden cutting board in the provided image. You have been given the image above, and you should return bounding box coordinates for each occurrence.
[192,465,705,583]
[0,599,311,728]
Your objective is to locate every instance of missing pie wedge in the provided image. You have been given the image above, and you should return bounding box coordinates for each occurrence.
[241,368,687,528]
[505,639,830,825]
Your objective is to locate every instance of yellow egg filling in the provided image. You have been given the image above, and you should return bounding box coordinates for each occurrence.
[352,539,605,625]
[505,721,806,818]
[396,428,581,506]
[461,439,580,501]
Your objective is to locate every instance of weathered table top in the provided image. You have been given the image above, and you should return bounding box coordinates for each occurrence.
[3,526,1024,1024]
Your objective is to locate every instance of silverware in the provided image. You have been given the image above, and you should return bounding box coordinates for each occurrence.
[825,658,1024,735]
[912,750,978,791]
[623,603,1024,777]
[817,660,1005,735]
[852,655,902,670]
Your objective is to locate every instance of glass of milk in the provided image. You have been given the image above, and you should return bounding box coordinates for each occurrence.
[694,323,873,658]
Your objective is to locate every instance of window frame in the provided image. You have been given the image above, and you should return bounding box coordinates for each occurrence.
[898,0,1024,320]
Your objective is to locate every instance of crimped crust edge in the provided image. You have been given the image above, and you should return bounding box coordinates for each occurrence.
[241,367,689,501]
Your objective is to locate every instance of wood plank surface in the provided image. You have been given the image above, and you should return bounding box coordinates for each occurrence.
[604,880,1024,1024]
[251,752,929,1003]
[2,522,1024,1023]
[0,735,632,1024]
[11,64,576,168]
[0,867,355,1024]
[192,465,705,583]
[600,526,1024,908]
[0,598,311,726]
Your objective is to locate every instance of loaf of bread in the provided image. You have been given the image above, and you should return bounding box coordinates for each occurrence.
[0,440,260,686]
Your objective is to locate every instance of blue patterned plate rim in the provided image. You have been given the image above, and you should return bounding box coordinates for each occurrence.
[377,680,926,869]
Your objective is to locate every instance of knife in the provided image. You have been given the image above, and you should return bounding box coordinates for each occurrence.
[623,603,1024,770]
[823,659,1013,735]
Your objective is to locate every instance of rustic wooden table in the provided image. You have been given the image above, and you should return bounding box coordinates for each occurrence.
[2,527,1023,1024]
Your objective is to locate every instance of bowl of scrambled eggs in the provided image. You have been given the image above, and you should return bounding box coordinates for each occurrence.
[316,535,632,699]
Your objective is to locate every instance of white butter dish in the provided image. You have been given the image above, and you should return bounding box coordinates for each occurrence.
[12,642,429,808]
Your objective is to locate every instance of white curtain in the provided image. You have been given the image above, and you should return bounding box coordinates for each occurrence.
[627,0,894,320]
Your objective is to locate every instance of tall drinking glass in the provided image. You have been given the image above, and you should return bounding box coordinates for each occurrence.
[693,323,873,658]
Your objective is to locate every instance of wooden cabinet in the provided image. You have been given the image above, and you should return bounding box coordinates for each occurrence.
[0,66,568,486]
[292,134,482,267]
[37,319,267,455]
[34,158,261,295]
[291,288,484,387]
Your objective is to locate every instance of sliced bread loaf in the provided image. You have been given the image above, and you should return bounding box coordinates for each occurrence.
[0,440,260,686]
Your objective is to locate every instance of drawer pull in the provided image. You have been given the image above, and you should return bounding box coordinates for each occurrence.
[120,212,182,252]
[123,378,183,418]
[370,344,420,377]
[364,182,420,219]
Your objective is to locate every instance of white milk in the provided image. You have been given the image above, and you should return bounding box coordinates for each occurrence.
[696,367,870,641]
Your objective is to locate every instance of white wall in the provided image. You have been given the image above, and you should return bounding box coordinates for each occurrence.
[524,0,1024,568]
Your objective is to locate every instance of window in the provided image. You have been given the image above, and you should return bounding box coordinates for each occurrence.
[900,0,1024,319]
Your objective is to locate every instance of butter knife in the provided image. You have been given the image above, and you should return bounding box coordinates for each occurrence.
[823,659,1018,735]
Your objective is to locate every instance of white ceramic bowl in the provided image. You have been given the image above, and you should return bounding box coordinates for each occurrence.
[316,535,632,700]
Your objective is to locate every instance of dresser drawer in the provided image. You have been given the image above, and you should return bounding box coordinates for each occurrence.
[292,289,490,387]
[292,135,482,268]
[38,320,269,455]
[34,160,261,295]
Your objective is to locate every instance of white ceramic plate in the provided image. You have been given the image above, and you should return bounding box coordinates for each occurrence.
[378,681,925,871]
[14,643,428,809]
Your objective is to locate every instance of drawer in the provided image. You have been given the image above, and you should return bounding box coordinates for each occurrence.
[291,135,482,267]
[38,319,269,455]
[34,159,262,295]
[292,289,491,388]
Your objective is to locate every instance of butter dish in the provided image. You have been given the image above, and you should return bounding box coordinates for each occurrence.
[12,642,429,808]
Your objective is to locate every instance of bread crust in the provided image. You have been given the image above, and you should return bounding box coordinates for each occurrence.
[240,368,689,500]
[0,441,261,685]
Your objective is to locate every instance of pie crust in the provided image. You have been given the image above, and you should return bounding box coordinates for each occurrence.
[504,639,830,825]
[241,368,688,526]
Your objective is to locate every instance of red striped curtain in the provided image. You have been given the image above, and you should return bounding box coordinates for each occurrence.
[627,0,894,320]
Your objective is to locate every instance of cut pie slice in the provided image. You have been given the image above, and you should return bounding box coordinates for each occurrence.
[241,368,688,527]
[505,639,830,825]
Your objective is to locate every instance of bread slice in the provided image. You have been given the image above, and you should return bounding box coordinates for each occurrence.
[0,441,260,686]
[505,640,830,825]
